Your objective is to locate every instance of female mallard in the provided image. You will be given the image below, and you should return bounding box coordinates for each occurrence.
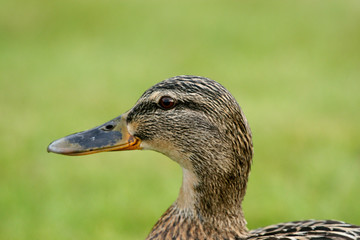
[48,75,359,239]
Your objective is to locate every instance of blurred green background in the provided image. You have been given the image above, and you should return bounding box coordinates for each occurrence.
[1,0,359,239]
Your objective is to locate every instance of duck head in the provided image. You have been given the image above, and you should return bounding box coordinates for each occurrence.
[48,75,253,230]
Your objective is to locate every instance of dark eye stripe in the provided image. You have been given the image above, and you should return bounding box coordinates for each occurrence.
[127,99,210,124]
[177,100,207,113]
[127,102,157,123]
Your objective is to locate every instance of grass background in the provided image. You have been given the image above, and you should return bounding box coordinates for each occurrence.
[1,0,360,239]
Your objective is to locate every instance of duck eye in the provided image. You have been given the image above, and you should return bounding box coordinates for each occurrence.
[158,96,175,110]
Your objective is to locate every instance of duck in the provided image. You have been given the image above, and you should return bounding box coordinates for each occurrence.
[48,75,360,240]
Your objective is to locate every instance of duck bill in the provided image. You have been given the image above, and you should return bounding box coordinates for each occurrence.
[47,113,141,156]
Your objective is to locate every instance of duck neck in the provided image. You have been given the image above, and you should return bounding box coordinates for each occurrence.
[175,165,249,235]
[146,166,249,240]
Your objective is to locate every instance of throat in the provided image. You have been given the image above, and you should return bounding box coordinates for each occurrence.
[175,168,198,211]
[165,168,248,237]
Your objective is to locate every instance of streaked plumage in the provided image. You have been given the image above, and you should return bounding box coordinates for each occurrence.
[48,75,360,240]
[249,220,360,240]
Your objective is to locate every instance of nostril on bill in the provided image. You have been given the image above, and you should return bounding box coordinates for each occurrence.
[104,124,114,130]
